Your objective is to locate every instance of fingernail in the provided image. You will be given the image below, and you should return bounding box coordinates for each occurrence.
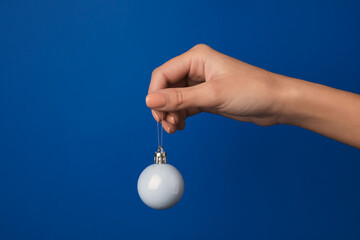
[168,115,175,125]
[146,92,166,108]
[153,111,159,120]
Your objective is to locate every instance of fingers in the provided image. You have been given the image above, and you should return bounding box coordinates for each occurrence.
[146,85,207,134]
[161,120,177,134]
[151,110,178,125]
[146,82,218,112]
[165,112,179,125]
[150,113,180,134]
[148,44,212,95]
[151,110,200,134]
[147,44,216,133]
[148,54,190,95]
[151,110,162,122]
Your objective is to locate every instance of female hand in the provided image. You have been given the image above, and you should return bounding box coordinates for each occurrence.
[146,44,288,133]
[146,44,360,148]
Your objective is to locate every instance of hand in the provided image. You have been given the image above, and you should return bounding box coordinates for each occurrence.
[146,44,360,149]
[146,44,288,133]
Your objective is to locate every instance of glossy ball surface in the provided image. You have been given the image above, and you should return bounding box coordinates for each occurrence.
[137,163,184,210]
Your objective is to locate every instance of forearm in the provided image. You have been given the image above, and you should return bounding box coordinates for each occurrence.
[278,75,360,149]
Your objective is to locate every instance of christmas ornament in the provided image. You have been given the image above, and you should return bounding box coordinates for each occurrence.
[137,119,184,210]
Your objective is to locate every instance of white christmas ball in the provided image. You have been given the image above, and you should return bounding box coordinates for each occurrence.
[137,163,184,210]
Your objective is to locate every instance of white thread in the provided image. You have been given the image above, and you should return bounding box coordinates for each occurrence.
[157,120,159,147]
[157,112,164,147]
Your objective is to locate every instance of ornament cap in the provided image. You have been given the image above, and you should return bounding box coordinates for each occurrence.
[154,146,167,164]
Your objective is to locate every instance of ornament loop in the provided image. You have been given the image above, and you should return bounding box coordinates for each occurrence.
[154,146,167,164]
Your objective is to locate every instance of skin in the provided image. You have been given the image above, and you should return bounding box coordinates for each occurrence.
[146,44,360,149]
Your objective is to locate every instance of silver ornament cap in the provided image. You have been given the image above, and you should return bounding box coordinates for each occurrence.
[154,146,167,164]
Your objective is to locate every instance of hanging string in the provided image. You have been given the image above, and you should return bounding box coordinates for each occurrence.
[157,120,159,147]
[161,112,163,147]
[157,112,164,147]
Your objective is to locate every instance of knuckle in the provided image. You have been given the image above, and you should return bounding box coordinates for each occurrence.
[151,67,161,78]
[176,90,184,106]
[168,90,184,107]
[192,43,212,52]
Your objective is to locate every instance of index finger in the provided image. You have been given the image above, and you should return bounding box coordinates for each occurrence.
[148,50,192,95]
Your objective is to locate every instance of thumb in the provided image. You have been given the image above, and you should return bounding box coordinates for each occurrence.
[146,83,215,112]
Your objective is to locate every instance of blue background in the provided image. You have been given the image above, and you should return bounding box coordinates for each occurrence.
[1,0,360,239]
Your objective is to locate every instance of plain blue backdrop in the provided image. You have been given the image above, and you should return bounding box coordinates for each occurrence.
[0,0,360,239]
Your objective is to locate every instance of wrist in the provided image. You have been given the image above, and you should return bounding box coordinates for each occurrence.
[274,74,360,148]
[274,74,315,127]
